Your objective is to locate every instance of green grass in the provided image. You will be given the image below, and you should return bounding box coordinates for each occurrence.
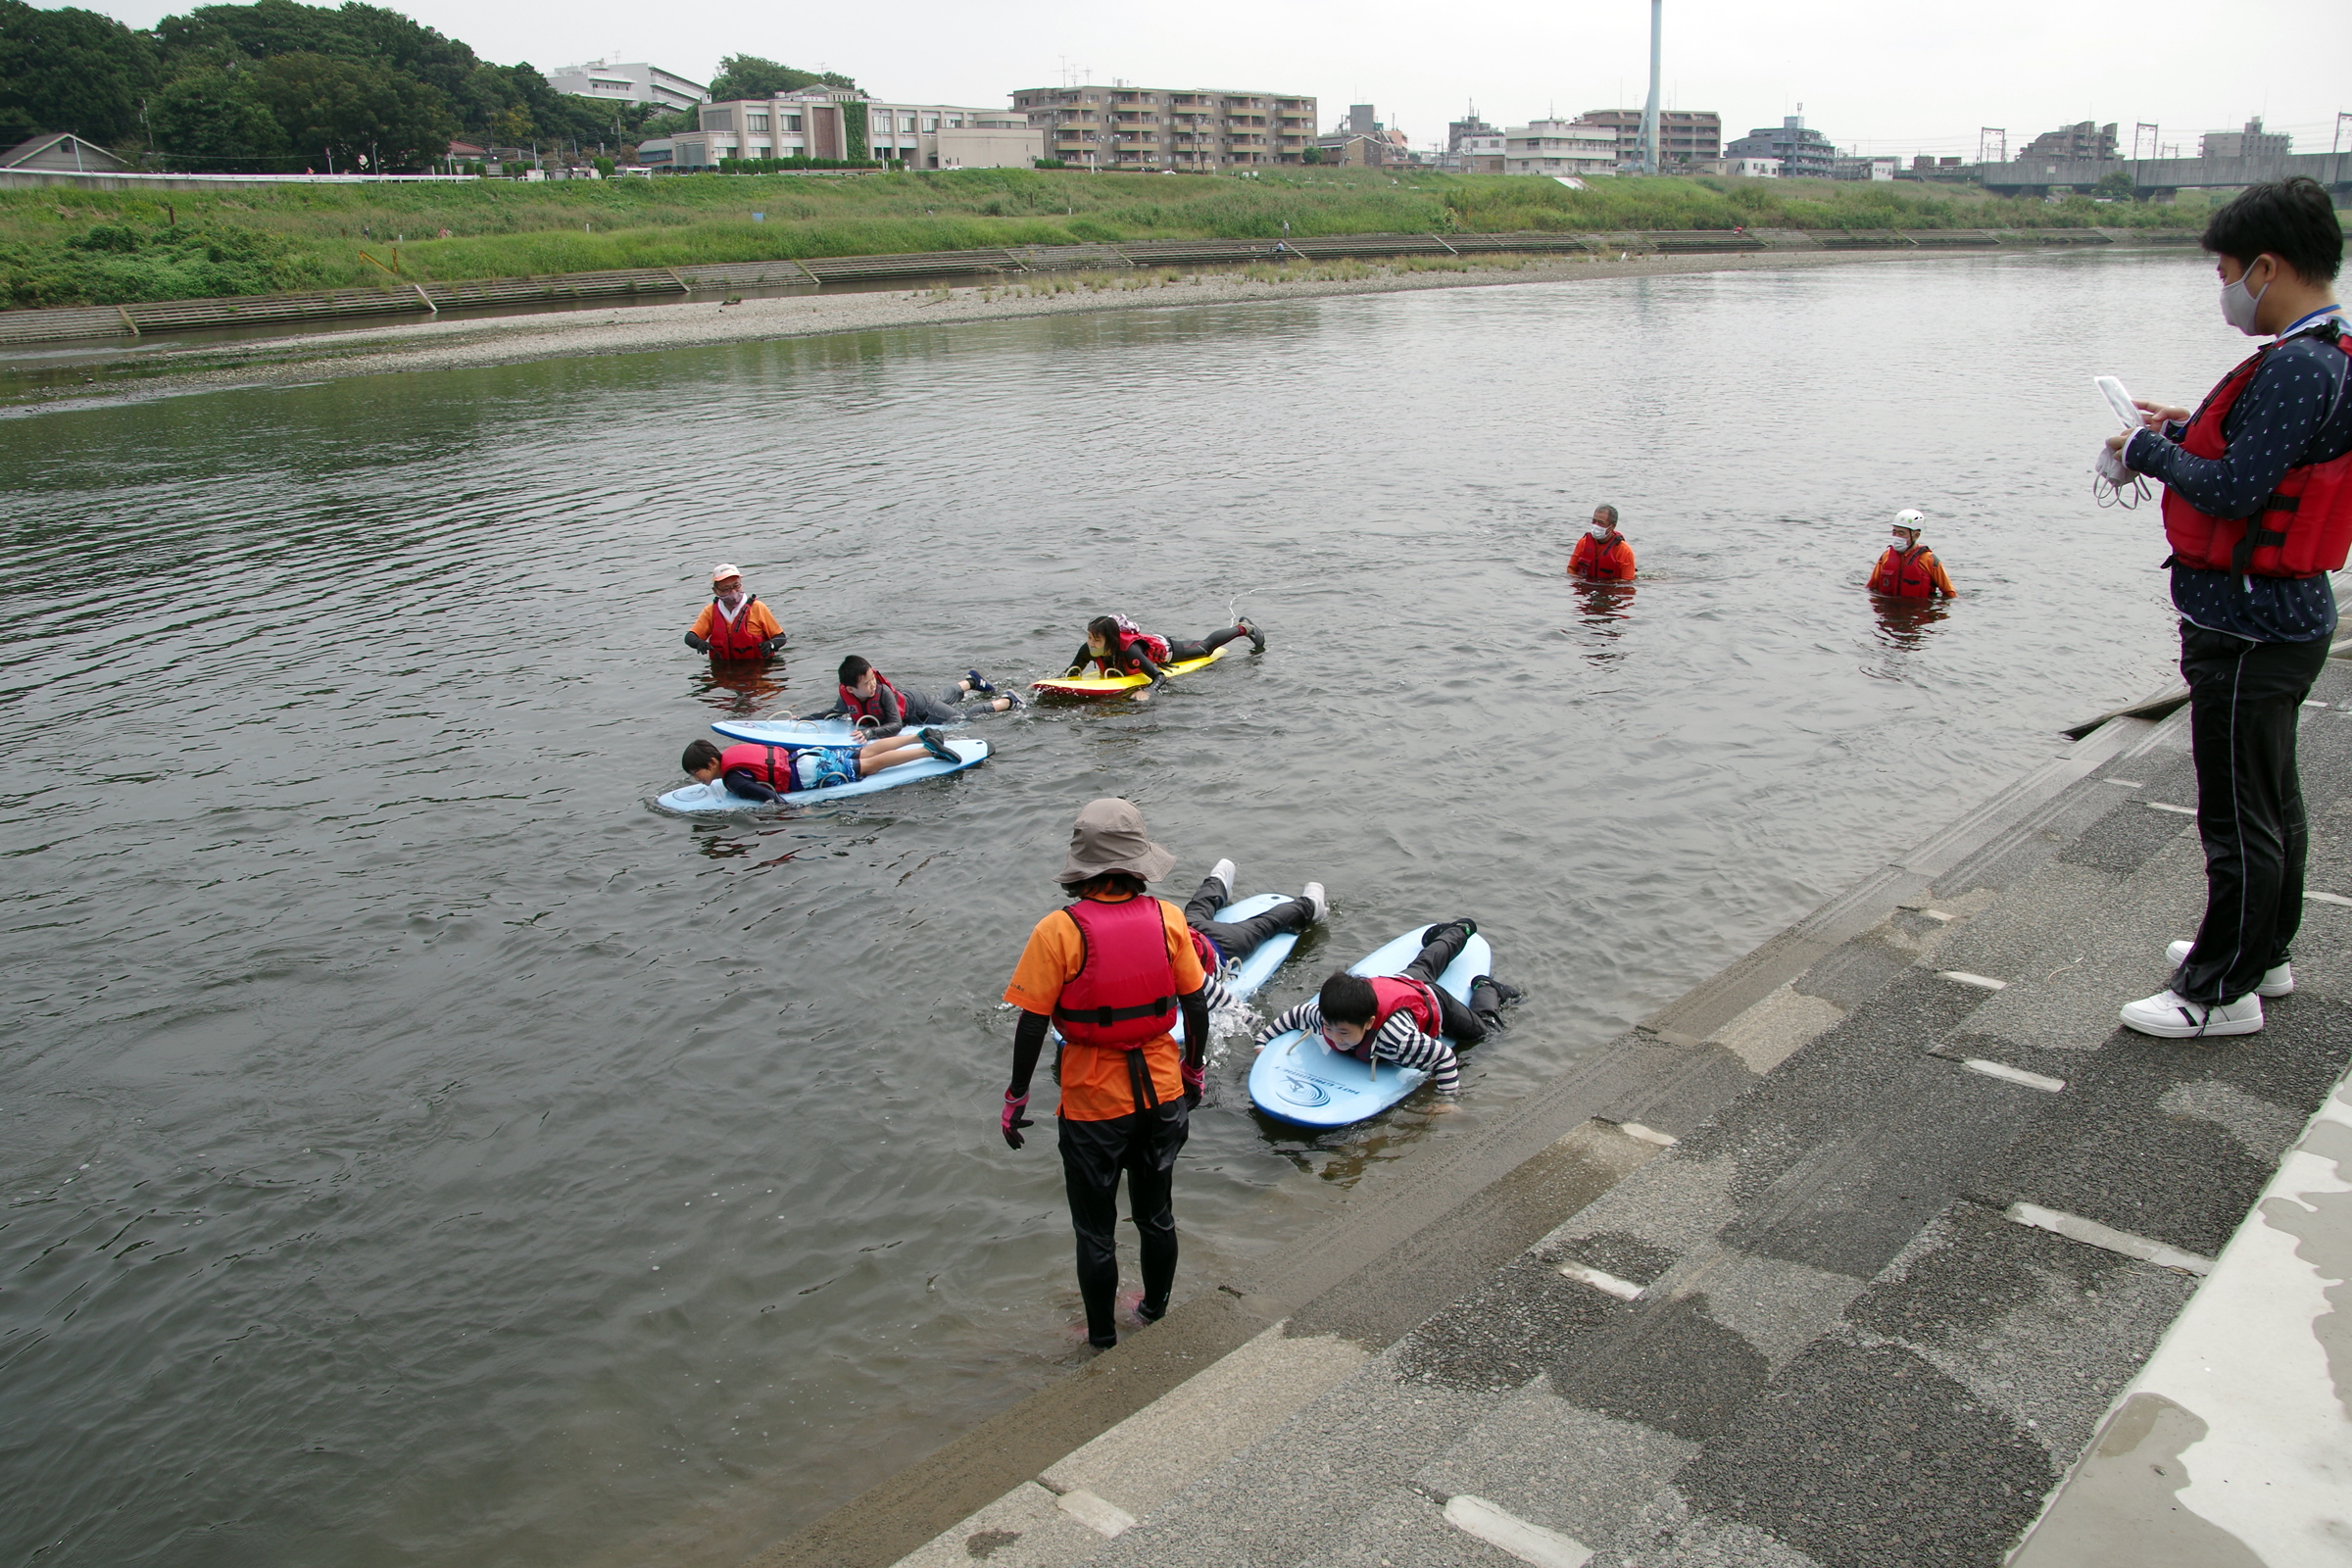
[0,169,2196,310]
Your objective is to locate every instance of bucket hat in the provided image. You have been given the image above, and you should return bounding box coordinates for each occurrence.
[1056,798,1177,885]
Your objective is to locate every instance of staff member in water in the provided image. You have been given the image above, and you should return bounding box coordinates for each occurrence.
[2106,177,2349,1039]
[999,800,1209,1349]
[1867,510,1958,598]
[683,564,788,661]
[1567,504,1637,580]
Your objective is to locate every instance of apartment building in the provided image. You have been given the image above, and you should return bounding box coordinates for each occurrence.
[669,89,1041,169]
[546,60,708,112]
[2019,121,2118,162]
[1011,83,1316,170]
[1726,115,1836,180]
[1503,120,1617,177]
[1573,108,1722,169]
[2200,117,2291,159]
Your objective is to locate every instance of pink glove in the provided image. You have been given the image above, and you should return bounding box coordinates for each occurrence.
[1180,1062,1204,1108]
[1001,1091,1033,1150]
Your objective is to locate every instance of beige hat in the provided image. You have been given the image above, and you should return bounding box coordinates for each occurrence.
[1056,798,1177,885]
[710,563,743,582]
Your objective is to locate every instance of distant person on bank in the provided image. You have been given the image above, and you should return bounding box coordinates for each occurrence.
[1867,510,1959,599]
[1568,505,1637,580]
[683,564,788,662]
[1000,800,1210,1349]
[2104,176,2350,1039]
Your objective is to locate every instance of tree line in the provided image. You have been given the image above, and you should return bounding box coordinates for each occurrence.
[0,2,851,172]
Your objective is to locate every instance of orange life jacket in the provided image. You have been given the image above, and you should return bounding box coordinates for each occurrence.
[706,595,771,660]
[2161,324,2352,578]
[1053,897,1180,1049]
[1570,534,1635,581]
[840,671,909,724]
[1870,545,1937,598]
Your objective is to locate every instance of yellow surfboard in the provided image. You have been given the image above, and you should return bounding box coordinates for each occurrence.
[1029,646,1227,699]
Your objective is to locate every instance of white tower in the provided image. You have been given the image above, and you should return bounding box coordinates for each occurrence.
[1641,0,1662,174]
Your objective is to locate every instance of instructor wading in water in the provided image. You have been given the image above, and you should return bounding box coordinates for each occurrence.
[1000,800,1210,1348]
[2108,177,2351,1038]
[683,564,788,662]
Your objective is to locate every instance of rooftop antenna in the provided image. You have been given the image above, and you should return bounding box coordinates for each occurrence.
[1641,0,1661,173]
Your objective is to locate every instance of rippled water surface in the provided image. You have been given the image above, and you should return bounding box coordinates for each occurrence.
[2,250,2233,1566]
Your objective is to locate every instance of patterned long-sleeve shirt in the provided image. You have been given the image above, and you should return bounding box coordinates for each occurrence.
[1252,998,1460,1095]
[2125,313,2350,644]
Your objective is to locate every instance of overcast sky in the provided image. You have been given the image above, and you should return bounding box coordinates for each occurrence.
[86,0,2352,160]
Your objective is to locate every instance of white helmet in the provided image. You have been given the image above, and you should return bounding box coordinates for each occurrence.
[1891,509,1925,533]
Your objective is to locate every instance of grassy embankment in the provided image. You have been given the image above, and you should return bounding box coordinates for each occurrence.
[0,168,2202,310]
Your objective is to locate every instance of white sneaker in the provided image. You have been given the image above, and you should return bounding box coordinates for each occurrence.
[2164,940,2293,997]
[1299,881,1329,923]
[2120,988,2264,1039]
[1206,858,1236,899]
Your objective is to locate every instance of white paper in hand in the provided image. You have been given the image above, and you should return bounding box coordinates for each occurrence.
[2094,376,2142,430]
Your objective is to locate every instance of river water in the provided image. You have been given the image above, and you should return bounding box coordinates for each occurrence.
[2,249,2236,1567]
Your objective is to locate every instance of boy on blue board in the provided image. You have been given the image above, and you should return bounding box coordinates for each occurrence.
[801,656,1023,726]
[1251,921,1519,1100]
[1063,613,1264,701]
[679,730,953,801]
[1185,857,1326,1007]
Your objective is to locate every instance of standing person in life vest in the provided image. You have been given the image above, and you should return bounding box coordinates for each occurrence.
[1567,505,1637,581]
[683,565,788,662]
[1063,613,1263,702]
[1000,800,1210,1349]
[1867,510,1958,599]
[2105,177,2350,1039]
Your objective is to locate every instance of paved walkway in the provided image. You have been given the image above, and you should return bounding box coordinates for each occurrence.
[767,655,2352,1568]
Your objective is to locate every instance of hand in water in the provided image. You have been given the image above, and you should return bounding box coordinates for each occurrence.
[1130,688,1152,703]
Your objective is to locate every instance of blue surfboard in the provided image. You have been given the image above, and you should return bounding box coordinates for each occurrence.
[1048,889,1309,1047]
[657,735,989,812]
[713,717,890,747]
[1248,925,1493,1129]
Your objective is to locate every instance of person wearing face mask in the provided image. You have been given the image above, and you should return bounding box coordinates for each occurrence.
[1567,504,1637,581]
[1867,510,1958,599]
[683,564,788,662]
[2105,177,2351,1040]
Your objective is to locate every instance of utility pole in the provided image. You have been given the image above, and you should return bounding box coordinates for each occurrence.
[1977,127,2006,166]
[2333,112,2352,191]
[1640,0,1662,174]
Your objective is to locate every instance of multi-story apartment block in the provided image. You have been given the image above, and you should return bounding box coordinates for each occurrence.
[668,89,1041,169]
[1503,120,1617,177]
[1726,116,1836,180]
[546,60,709,113]
[1011,83,1316,170]
[2200,117,2291,160]
[2019,121,2119,162]
[1573,108,1722,169]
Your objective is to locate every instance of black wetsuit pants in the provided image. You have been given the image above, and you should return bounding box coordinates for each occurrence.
[1165,626,1250,662]
[1184,877,1313,962]
[2171,624,2332,1004]
[1402,921,1490,1046]
[1059,1102,1189,1348]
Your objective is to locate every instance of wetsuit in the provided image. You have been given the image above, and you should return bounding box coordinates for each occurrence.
[2123,306,2351,1005]
[803,681,962,726]
[1067,625,1254,687]
[1182,875,1316,969]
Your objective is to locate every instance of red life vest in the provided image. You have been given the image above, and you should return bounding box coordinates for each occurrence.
[706,595,770,660]
[840,671,908,725]
[717,742,793,789]
[1096,625,1172,673]
[1870,545,1937,598]
[1367,975,1445,1038]
[1053,896,1180,1049]
[2161,325,2352,578]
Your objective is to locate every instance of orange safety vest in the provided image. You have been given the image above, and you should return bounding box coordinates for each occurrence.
[1053,896,1181,1049]
[2161,324,2352,578]
[1570,534,1636,581]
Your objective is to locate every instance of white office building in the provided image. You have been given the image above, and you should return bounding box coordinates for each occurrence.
[546,60,709,113]
[1502,120,1617,177]
[670,89,1040,169]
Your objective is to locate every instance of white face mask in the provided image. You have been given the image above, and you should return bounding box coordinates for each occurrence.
[1588,520,1611,538]
[2221,267,2271,336]
[717,588,745,610]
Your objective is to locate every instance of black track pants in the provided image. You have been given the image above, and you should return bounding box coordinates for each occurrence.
[1184,877,1314,962]
[1403,921,1490,1046]
[2172,624,2332,1004]
[1058,1102,1189,1348]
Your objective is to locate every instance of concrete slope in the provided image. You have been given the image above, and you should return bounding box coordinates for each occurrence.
[767,658,2352,1568]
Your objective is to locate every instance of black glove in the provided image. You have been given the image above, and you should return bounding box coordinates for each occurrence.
[760,634,789,657]
[684,632,710,653]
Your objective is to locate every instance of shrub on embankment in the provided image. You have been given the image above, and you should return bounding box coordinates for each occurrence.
[0,168,2195,310]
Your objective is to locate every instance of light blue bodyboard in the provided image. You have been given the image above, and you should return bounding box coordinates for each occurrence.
[657,736,988,813]
[1248,927,1492,1129]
